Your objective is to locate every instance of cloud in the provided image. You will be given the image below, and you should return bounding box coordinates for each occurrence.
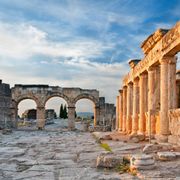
[0,22,115,61]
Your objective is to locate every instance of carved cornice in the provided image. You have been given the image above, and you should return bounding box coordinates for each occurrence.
[123,21,180,86]
[141,29,169,55]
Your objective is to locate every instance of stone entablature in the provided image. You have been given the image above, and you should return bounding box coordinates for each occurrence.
[12,85,99,107]
[123,21,180,85]
[117,21,180,143]
[141,29,168,55]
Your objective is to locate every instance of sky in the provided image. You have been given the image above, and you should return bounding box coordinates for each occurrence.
[0,0,180,115]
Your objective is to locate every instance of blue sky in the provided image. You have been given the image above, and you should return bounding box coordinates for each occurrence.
[0,0,180,113]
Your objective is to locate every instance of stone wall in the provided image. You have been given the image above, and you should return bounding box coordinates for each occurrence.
[0,80,12,129]
[99,97,116,128]
[168,109,180,146]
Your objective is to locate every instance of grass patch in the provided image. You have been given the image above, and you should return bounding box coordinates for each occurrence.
[115,158,137,176]
[100,143,112,152]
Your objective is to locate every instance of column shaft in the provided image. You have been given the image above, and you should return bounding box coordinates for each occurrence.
[168,57,177,109]
[159,56,177,138]
[37,106,45,129]
[122,86,127,132]
[132,79,139,135]
[126,83,133,133]
[118,90,123,131]
[68,106,75,130]
[116,96,119,130]
[139,73,148,134]
[94,106,100,126]
[148,67,156,135]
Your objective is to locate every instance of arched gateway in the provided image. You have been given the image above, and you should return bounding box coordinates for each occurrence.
[11,85,100,129]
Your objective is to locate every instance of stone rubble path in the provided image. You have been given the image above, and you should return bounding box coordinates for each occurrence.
[0,120,137,180]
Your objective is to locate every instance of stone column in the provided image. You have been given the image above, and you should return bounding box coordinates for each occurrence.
[132,78,139,135]
[94,106,100,126]
[116,96,119,130]
[10,101,18,128]
[168,56,177,109]
[148,67,156,136]
[159,56,170,141]
[118,90,123,131]
[158,56,177,142]
[122,86,127,132]
[36,106,45,129]
[155,66,160,111]
[68,106,75,130]
[126,82,133,134]
[139,72,148,135]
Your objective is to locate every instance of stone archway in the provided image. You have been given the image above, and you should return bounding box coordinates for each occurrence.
[12,96,40,128]
[73,94,100,127]
[11,85,100,130]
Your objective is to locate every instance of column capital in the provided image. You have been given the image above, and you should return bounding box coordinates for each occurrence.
[148,66,156,72]
[133,78,139,86]
[119,89,123,94]
[159,55,177,64]
[140,71,148,78]
[127,82,133,87]
[123,85,127,90]
[37,106,45,109]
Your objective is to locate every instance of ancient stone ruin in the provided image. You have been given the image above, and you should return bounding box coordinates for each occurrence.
[5,84,114,130]
[116,21,180,145]
[0,80,12,129]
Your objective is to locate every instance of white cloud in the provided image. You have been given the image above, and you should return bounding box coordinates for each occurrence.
[0,22,115,60]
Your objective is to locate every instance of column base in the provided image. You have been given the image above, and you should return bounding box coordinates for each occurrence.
[130,131,137,137]
[155,134,168,143]
[68,119,75,131]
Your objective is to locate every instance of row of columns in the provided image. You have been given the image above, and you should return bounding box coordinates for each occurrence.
[116,56,177,141]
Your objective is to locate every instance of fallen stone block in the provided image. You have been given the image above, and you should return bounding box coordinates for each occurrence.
[130,154,155,170]
[143,143,172,154]
[157,152,176,161]
[2,128,12,135]
[96,153,124,168]
[128,134,145,143]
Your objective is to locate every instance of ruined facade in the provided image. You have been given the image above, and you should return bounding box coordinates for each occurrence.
[116,21,180,143]
[99,97,116,128]
[11,84,115,130]
[0,80,12,129]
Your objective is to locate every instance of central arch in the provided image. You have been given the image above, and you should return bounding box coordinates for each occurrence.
[73,94,100,126]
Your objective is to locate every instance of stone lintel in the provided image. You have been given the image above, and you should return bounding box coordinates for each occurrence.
[128,59,141,69]
[141,29,169,55]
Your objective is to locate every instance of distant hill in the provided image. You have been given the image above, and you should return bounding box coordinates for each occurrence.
[77,112,93,118]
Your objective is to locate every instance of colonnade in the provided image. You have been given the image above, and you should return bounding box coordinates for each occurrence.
[116,56,177,141]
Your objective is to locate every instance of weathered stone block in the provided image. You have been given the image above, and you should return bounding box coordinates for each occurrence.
[96,153,123,168]
[130,154,155,170]
[157,152,176,161]
[143,143,172,153]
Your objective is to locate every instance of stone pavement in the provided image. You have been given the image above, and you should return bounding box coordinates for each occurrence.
[0,120,137,180]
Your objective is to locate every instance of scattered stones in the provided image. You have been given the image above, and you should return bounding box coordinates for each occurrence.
[2,128,12,135]
[128,136,140,143]
[129,134,145,143]
[143,143,172,153]
[157,152,176,161]
[130,154,155,170]
[96,153,124,168]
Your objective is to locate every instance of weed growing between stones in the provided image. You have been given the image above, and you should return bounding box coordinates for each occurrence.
[115,157,137,176]
[100,143,112,152]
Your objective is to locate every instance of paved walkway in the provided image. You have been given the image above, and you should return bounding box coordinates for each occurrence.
[0,120,136,180]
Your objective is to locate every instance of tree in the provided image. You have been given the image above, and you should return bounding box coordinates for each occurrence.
[63,105,68,119]
[59,104,64,119]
